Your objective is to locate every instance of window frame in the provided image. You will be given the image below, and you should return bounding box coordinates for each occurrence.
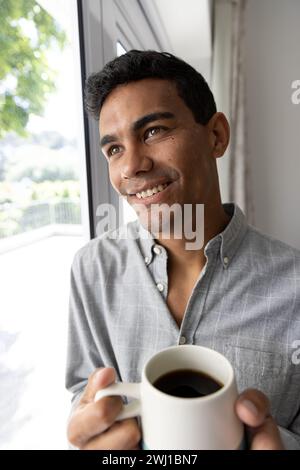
[78,0,171,238]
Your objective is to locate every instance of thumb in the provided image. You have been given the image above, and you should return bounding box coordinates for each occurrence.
[235,388,284,450]
[80,367,116,404]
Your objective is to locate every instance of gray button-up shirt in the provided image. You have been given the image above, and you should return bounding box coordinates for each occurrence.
[66,203,300,449]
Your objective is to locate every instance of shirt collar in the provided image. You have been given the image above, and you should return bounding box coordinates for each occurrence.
[205,203,248,268]
[133,221,156,264]
[135,203,248,268]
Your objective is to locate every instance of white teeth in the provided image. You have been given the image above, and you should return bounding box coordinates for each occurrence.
[136,183,168,199]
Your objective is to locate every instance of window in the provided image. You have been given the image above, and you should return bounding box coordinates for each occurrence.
[81,0,167,236]
[0,0,87,449]
[116,40,127,56]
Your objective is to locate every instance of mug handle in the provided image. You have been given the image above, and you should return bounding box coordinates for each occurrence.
[94,383,141,421]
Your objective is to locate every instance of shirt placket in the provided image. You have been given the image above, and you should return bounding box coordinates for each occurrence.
[147,243,182,339]
[150,243,169,301]
[178,246,220,346]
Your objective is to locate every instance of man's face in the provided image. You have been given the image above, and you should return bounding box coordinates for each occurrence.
[99,78,217,231]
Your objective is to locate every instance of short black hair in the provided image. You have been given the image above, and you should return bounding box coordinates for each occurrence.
[84,50,217,125]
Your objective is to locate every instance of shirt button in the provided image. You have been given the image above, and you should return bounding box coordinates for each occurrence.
[144,256,150,265]
[179,336,186,345]
[156,283,164,292]
[153,245,162,255]
[223,256,229,265]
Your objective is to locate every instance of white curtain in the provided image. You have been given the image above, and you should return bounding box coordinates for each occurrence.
[211,0,254,223]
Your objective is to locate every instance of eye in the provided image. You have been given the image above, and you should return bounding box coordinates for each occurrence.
[107,145,121,157]
[144,126,166,140]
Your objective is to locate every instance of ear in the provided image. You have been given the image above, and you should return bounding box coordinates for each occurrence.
[207,112,230,159]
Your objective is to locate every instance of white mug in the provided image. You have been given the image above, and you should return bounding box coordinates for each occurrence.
[95,345,245,450]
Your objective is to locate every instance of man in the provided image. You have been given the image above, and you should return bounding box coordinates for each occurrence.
[66,50,300,450]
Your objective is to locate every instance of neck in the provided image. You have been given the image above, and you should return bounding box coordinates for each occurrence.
[156,202,231,272]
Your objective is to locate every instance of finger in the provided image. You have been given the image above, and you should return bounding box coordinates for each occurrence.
[80,368,116,405]
[235,388,270,427]
[68,396,123,447]
[250,416,284,450]
[81,418,142,450]
[235,389,284,450]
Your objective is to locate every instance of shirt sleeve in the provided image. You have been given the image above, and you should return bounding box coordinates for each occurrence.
[279,426,300,450]
[279,409,300,450]
[65,252,104,406]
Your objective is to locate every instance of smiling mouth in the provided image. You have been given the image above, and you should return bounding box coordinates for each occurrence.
[135,182,169,199]
[128,182,172,204]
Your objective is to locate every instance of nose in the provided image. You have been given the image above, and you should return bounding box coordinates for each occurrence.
[121,142,153,179]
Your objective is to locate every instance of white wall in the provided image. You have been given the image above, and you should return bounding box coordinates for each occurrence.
[244,0,300,249]
[212,0,233,204]
[153,0,212,81]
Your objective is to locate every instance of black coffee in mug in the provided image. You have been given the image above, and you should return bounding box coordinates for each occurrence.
[153,369,223,398]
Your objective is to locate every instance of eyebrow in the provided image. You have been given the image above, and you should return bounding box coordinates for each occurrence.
[100,111,175,148]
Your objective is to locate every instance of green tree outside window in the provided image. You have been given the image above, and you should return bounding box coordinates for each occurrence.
[0,0,67,139]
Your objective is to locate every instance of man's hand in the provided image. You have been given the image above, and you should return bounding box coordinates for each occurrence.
[67,368,141,450]
[235,388,284,450]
